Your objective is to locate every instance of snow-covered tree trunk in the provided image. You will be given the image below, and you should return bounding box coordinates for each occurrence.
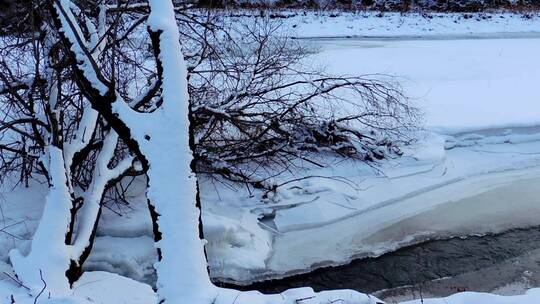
[9,46,76,295]
[10,147,74,295]
[46,1,215,301]
[67,130,134,280]
[141,1,216,302]
[10,125,133,297]
[103,1,216,301]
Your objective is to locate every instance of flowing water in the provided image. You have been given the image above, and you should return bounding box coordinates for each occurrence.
[222,226,540,301]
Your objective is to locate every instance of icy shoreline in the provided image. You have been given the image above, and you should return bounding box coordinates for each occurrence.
[212,142,540,283]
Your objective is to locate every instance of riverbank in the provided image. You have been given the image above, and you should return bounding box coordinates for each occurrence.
[222,11,540,39]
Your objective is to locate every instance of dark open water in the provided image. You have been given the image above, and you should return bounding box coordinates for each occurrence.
[218,227,540,296]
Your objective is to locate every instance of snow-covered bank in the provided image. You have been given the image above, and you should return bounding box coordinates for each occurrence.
[1,268,381,304]
[0,270,157,304]
[226,11,540,38]
[403,288,540,304]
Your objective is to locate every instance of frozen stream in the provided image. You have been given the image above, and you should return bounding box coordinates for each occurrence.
[215,35,540,301]
[309,35,540,132]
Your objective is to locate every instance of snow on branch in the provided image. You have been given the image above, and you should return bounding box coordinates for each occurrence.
[52,0,111,96]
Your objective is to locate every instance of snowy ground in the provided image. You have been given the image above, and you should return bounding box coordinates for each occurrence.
[312,36,540,132]
[2,11,540,304]
[400,288,540,304]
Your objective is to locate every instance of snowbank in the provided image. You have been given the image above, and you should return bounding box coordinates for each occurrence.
[226,11,540,39]
[403,288,540,304]
[0,271,156,304]
[210,131,540,282]
[4,273,540,304]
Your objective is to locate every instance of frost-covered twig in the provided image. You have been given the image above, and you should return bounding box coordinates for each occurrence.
[33,270,47,304]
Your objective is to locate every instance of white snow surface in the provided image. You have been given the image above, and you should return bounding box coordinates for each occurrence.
[311,36,540,133]
[1,271,156,304]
